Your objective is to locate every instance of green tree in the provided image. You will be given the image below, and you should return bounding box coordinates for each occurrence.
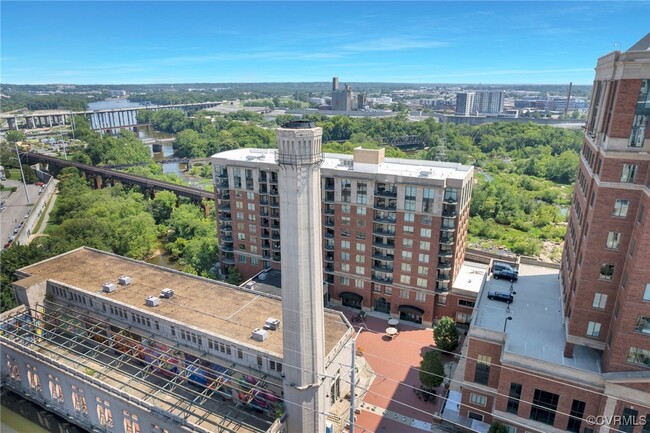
[488,422,510,433]
[226,267,242,285]
[1,243,56,312]
[150,190,178,224]
[5,130,26,143]
[419,350,445,389]
[434,316,460,352]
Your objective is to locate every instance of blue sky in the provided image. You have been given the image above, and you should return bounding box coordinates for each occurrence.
[1,1,649,85]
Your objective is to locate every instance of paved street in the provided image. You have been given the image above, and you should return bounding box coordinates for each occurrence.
[1,178,40,248]
[336,309,461,433]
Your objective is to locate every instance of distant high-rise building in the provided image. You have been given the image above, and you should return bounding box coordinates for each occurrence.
[455,92,475,116]
[473,90,505,115]
[331,76,353,111]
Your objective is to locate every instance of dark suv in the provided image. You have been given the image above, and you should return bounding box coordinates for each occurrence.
[488,291,514,303]
[493,268,518,282]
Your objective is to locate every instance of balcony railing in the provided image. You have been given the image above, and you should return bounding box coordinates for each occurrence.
[372,253,395,261]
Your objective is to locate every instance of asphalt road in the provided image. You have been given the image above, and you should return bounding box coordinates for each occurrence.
[1,178,41,248]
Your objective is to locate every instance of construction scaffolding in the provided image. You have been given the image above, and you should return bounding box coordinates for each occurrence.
[0,300,286,433]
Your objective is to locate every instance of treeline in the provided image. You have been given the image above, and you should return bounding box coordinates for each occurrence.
[0,169,218,312]
[0,91,104,113]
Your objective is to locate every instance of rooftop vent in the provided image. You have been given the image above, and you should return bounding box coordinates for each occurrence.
[102,282,117,293]
[244,281,256,290]
[145,296,160,307]
[160,288,175,299]
[264,318,280,330]
[118,275,132,286]
[251,328,268,342]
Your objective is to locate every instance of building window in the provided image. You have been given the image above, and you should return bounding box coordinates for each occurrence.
[417,266,428,275]
[456,312,471,324]
[403,238,413,248]
[621,164,638,183]
[355,279,364,289]
[341,263,350,272]
[342,204,350,213]
[239,255,246,263]
[421,215,433,225]
[341,252,350,261]
[401,263,412,272]
[606,232,622,249]
[587,321,601,337]
[384,286,392,295]
[635,316,650,335]
[237,348,243,359]
[356,255,365,264]
[530,389,559,426]
[341,216,351,226]
[341,240,350,249]
[506,383,522,414]
[620,408,640,433]
[592,293,607,309]
[340,277,349,285]
[627,346,650,367]
[567,399,586,433]
[468,412,483,422]
[402,251,412,260]
[416,278,427,288]
[437,295,447,305]
[399,289,409,298]
[470,393,487,406]
[400,275,411,285]
[96,398,114,428]
[356,243,365,252]
[598,263,615,281]
[613,199,630,217]
[474,355,490,385]
[71,385,88,415]
[357,206,366,215]
[420,228,432,238]
[629,79,650,148]
[644,283,650,301]
[422,188,435,213]
[48,375,64,403]
[6,356,20,381]
[415,291,426,302]
[458,299,476,308]
[403,225,414,234]
[404,212,415,222]
[123,411,139,433]
[638,204,645,224]
[26,364,41,392]
[418,253,429,263]
[419,241,431,251]
[355,266,364,275]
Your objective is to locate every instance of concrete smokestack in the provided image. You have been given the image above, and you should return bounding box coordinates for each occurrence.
[276,120,326,433]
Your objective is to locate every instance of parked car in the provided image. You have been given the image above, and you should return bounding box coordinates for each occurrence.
[493,268,519,282]
[492,262,518,274]
[488,291,514,303]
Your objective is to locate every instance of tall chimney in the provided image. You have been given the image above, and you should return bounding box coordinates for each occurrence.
[332,76,339,91]
[276,120,326,433]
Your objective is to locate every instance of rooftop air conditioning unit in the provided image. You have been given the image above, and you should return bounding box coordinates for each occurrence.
[264,318,280,330]
[160,288,175,299]
[118,275,132,286]
[102,282,117,293]
[251,328,268,341]
[145,296,160,307]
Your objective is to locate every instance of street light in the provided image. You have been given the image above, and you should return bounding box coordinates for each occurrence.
[349,323,367,433]
[503,316,513,333]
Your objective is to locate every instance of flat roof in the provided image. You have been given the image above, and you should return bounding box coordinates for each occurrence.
[17,248,349,357]
[451,261,488,297]
[212,148,472,182]
[473,263,602,373]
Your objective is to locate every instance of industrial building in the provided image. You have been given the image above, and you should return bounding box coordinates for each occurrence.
[212,144,474,327]
[331,77,353,111]
[457,33,650,433]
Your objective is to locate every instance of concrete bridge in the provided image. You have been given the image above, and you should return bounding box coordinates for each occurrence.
[22,152,214,203]
[1,101,221,131]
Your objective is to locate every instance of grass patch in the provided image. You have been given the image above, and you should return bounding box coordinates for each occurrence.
[32,194,55,234]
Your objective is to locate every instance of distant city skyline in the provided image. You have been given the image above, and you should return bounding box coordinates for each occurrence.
[1,1,649,85]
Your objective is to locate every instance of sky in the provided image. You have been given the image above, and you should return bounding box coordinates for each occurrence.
[1,1,649,85]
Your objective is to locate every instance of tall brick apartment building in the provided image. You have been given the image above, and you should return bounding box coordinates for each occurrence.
[457,34,650,433]
[212,139,474,327]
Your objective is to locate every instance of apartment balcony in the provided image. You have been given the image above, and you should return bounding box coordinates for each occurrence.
[442,204,458,218]
[436,274,451,283]
[260,210,269,217]
[324,217,335,228]
[439,235,455,244]
[324,232,334,239]
[374,198,397,210]
[435,286,450,294]
[272,234,281,240]
[258,174,268,183]
[269,187,279,196]
[259,184,268,194]
[217,179,229,188]
[221,254,235,265]
[271,222,280,230]
[217,171,228,179]
[220,224,232,232]
[261,219,270,228]
[245,180,254,190]
[324,205,335,215]
[437,263,452,271]
[324,263,335,273]
[217,202,231,211]
[221,243,234,253]
[217,191,230,200]
[438,250,453,258]
[218,213,232,222]
[324,191,335,203]
[372,264,394,273]
[440,226,455,233]
[220,235,233,243]
[324,180,335,191]
[324,254,335,262]
[372,252,395,262]
[270,199,280,208]
[375,188,397,198]
[372,228,396,237]
[443,197,458,205]
[272,252,281,262]
[270,174,278,184]
[371,274,393,284]
[373,214,396,224]
[259,197,269,206]
[262,251,271,259]
[324,242,335,251]
[260,230,270,239]
[325,274,335,284]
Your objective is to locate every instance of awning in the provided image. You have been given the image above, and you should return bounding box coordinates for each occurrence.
[398,305,424,315]
[339,292,363,302]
